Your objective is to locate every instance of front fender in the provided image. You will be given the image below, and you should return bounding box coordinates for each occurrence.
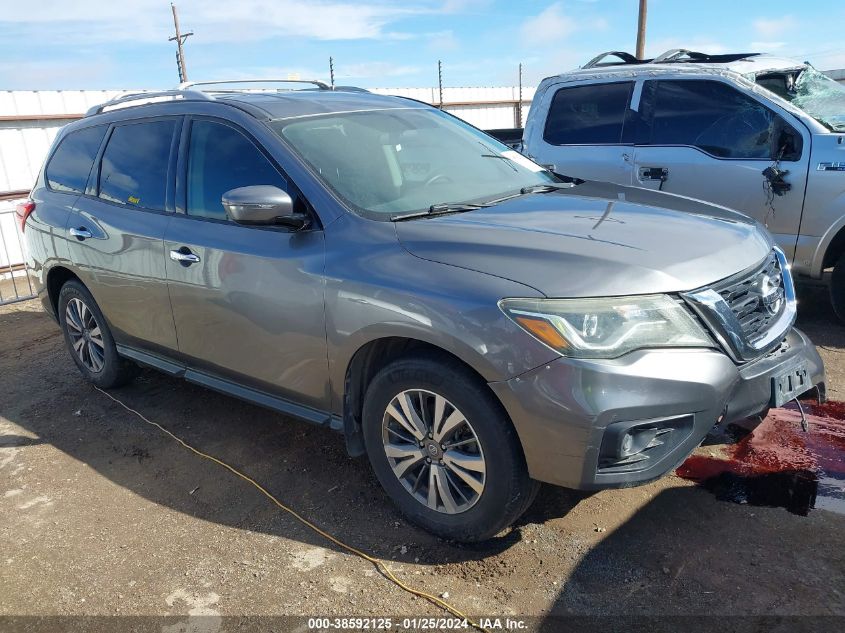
[323,215,558,416]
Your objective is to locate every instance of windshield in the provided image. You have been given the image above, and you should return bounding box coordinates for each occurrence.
[757,66,845,132]
[271,107,556,218]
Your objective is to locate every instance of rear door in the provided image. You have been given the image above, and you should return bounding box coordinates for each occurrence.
[164,117,328,411]
[631,78,810,259]
[28,125,109,303]
[65,117,180,351]
[524,80,635,184]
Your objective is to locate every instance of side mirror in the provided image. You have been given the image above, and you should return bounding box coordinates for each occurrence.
[221,185,308,230]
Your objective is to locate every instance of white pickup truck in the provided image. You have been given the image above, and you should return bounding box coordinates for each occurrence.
[516,50,845,319]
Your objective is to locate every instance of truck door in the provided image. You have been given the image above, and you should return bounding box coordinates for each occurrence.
[631,78,810,260]
[523,80,635,185]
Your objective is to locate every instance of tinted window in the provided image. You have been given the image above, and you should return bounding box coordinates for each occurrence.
[649,80,779,159]
[543,82,633,145]
[99,120,175,210]
[45,126,107,194]
[187,120,286,220]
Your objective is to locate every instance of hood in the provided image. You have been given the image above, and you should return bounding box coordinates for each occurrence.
[395,181,772,298]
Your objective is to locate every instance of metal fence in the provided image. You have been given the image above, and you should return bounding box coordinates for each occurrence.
[0,205,35,305]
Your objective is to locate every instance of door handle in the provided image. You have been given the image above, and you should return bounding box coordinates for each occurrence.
[639,166,669,181]
[69,227,93,240]
[169,248,201,266]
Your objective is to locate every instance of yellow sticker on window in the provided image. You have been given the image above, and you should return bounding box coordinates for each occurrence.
[128,196,140,204]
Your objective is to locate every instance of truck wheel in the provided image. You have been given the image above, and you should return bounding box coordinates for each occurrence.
[58,280,137,389]
[362,353,538,542]
[831,252,845,323]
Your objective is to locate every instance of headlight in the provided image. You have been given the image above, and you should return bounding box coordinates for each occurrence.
[499,295,713,359]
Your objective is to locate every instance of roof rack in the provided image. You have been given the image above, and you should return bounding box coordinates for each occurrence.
[583,51,643,69]
[85,78,360,117]
[85,89,214,116]
[581,49,760,70]
[653,49,760,64]
[178,78,332,91]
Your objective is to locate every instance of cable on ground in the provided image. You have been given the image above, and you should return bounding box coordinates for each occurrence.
[93,386,486,631]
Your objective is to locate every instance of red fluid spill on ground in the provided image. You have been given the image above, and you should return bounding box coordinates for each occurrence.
[677,401,845,483]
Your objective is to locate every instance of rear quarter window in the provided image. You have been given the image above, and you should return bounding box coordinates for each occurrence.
[45,126,108,194]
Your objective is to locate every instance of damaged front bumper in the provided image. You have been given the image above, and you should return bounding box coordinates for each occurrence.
[489,327,824,490]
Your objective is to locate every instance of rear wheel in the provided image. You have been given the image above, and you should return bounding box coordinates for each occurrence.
[58,280,137,389]
[362,353,537,541]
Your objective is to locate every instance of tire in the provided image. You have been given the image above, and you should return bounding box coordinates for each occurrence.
[362,353,538,542]
[58,280,137,389]
[831,252,845,323]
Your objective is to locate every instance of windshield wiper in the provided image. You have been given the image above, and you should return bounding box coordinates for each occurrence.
[390,202,486,222]
[519,183,576,195]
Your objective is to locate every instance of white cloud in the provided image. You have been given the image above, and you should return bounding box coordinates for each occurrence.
[750,41,786,51]
[753,15,798,39]
[519,2,577,47]
[427,30,460,52]
[0,0,461,43]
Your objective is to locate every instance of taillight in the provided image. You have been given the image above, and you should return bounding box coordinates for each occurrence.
[15,200,35,232]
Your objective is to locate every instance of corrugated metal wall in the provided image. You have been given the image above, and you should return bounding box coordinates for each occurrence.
[0,90,143,193]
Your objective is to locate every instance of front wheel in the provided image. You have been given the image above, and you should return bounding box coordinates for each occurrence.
[362,354,538,542]
[831,252,845,323]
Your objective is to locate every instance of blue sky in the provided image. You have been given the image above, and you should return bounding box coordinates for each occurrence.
[0,0,842,89]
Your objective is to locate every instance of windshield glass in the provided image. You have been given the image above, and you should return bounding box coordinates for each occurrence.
[271,107,556,218]
[757,67,845,132]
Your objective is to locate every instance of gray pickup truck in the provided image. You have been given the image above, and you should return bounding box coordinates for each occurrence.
[21,80,824,541]
[505,50,845,320]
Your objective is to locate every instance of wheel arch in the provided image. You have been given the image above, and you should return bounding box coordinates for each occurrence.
[821,223,845,273]
[340,336,515,458]
[45,265,82,319]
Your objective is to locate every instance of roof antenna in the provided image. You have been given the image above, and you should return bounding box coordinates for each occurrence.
[169,3,194,83]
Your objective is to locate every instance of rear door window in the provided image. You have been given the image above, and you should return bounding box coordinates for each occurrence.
[543,82,633,145]
[98,120,176,211]
[186,119,287,221]
[45,126,108,194]
[646,79,780,159]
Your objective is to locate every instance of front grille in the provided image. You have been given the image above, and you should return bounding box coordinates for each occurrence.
[683,249,796,363]
[715,252,786,345]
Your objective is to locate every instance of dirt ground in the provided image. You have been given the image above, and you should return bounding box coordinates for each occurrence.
[1,287,844,632]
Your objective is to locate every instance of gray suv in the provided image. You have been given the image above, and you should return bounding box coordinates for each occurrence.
[20,80,825,541]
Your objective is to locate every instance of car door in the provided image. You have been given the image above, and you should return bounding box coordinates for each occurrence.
[631,78,810,260]
[29,125,109,305]
[164,116,328,412]
[524,80,635,184]
[65,117,180,351]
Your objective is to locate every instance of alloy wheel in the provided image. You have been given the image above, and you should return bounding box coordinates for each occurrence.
[65,297,105,373]
[381,389,486,514]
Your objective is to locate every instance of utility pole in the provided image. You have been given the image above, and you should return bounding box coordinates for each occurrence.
[329,56,335,88]
[169,3,193,83]
[516,62,523,128]
[635,0,647,59]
